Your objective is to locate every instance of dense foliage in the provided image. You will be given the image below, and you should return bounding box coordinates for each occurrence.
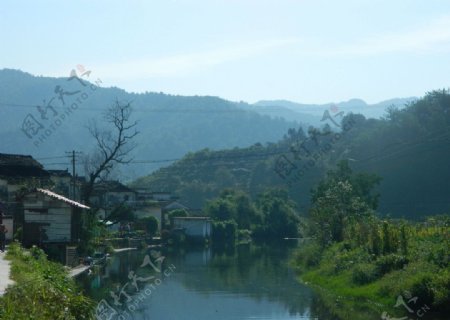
[133,90,450,219]
[0,69,298,179]
[204,189,300,242]
[293,163,450,318]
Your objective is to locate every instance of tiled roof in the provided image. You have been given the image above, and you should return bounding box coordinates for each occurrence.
[0,153,49,178]
[48,169,71,177]
[93,180,135,193]
[36,188,90,209]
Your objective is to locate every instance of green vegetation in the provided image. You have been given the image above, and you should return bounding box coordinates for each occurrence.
[0,242,94,319]
[293,162,450,319]
[134,90,450,219]
[204,188,300,242]
[0,69,298,178]
[135,216,159,237]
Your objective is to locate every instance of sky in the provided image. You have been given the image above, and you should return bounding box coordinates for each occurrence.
[1,0,450,104]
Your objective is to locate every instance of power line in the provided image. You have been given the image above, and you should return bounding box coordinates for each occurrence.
[0,101,286,113]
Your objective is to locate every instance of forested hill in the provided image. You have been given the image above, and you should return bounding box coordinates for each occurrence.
[0,69,300,179]
[131,90,450,219]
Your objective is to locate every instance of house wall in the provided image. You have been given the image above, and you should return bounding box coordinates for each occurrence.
[152,193,172,201]
[173,219,211,238]
[105,191,136,204]
[2,217,13,241]
[23,195,73,243]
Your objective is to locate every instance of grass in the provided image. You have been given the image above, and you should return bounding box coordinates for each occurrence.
[0,242,94,320]
[293,221,450,320]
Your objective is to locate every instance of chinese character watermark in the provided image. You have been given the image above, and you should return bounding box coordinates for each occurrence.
[381,291,431,320]
[21,65,103,148]
[95,252,176,320]
[273,104,357,186]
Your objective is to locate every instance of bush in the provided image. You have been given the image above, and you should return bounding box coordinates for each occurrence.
[410,275,435,306]
[212,220,237,243]
[375,254,408,275]
[237,229,252,242]
[322,244,371,274]
[431,268,450,310]
[294,242,322,269]
[0,243,94,319]
[352,263,379,285]
[137,216,159,236]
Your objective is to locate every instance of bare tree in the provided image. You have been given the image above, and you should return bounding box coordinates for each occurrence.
[83,101,138,205]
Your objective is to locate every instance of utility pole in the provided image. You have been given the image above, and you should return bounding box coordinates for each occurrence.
[65,150,82,201]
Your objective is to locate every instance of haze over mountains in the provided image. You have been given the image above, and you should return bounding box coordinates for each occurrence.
[0,69,412,180]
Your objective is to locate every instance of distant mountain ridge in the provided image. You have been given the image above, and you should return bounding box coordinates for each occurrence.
[0,68,416,181]
[253,97,416,123]
[0,69,300,180]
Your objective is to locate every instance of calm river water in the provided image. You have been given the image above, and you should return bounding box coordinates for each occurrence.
[77,244,382,320]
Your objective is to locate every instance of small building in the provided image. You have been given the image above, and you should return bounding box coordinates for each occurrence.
[172,217,212,239]
[0,153,50,202]
[90,180,137,220]
[134,190,188,230]
[22,188,90,246]
[0,153,51,240]
[48,169,84,201]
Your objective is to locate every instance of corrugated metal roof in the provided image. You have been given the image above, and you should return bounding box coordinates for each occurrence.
[36,188,90,209]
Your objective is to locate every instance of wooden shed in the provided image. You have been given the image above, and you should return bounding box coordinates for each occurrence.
[22,188,89,246]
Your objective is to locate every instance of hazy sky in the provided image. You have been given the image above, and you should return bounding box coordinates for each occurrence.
[1,0,450,104]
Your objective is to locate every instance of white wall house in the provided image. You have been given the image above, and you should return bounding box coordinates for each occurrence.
[172,217,212,239]
[22,188,89,245]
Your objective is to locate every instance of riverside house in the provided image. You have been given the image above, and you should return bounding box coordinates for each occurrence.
[22,188,90,265]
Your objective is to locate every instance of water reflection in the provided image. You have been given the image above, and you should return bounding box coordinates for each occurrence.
[77,244,330,319]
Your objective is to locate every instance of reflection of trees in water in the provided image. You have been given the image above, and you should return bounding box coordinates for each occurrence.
[77,250,156,302]
[173,243,315,317]
[78,244,380,320]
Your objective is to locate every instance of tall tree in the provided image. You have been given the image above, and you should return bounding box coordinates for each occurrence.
[83,101,138,205]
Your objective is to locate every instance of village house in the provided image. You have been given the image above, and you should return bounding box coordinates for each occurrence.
[172,217,212,239]
[134,190,190,230]
[47,169,84,201]
[90,180,137,220]
[0,153,51,242]
[22,188,90,264]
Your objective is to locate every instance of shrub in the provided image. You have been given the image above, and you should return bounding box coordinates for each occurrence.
[294,242,322,269]
[237,229,252,242]
[375,254,408,275]
[0,243,94,319]
[212,220,237,243]
[352,263,379,285]
[137,216,159,236]
[410,275,435,306]
[322,244,371,274]
[431,268,450,310]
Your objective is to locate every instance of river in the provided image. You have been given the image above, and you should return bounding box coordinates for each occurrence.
[77,243,382,320]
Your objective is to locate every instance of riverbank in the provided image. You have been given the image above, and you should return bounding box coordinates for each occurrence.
[0,243,94,319]
[293,218,450,320]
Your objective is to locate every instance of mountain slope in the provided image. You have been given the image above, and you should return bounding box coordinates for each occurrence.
[0,69,300,179]
[132,90,450,218]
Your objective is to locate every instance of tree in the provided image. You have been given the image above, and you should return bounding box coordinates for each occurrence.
[139,216,159,236]
[312,160,381,210]
[105,204,135,224]
[255,189,300,240]
[309,162,378,246]
[83,101,138,205]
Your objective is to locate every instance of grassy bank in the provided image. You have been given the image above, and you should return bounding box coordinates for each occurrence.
[293,218,450,320]
[0,243,94,320]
